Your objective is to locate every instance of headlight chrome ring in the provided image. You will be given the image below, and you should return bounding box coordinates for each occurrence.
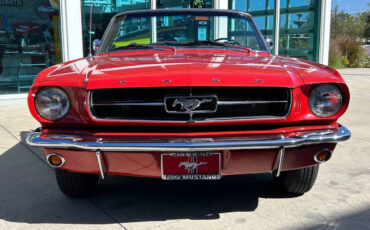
[35,87,70,121]
[308,84,343,118]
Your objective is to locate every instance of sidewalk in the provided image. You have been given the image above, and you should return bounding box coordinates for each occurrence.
[0,69,369,230]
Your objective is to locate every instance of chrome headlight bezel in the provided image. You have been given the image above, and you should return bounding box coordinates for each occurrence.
[34,87,71,121]
[308,84,343,118]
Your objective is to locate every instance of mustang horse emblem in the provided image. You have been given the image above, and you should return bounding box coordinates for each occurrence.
[172,98,212,113]
[178,161,207,173]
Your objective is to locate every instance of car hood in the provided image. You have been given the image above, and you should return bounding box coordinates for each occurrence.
[43,49,344,89]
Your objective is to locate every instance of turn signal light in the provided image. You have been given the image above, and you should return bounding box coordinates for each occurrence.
[47,153,65,167]
[314,149,332,163]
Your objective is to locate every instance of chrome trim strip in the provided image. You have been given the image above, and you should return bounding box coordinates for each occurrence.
[87,89,293,123]
[95,150,106,179]
[26,126,351,152]
[196,115,284,121]
[93,102,164,106]
[217,100,288,105]
[92,101,288,106]
[275,148,285,177]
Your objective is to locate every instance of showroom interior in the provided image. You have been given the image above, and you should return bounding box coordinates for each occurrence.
[0,0,331,95]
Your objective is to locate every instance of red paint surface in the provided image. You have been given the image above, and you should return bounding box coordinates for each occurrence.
[28,49,349,128]
[43,144,335,177]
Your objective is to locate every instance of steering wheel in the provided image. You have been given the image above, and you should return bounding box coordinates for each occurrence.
[213,38,241,45]
[158,34,177,42]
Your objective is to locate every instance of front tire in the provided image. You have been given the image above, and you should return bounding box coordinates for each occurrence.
[273,165,319,195]
[55,168,99,197]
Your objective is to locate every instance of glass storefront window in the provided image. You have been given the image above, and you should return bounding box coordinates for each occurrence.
[267,15,274,30]
[157,0,213,9]
[101,13,266,52]
[81,0,150,56]
[253,16,266,30]
[290,0,311,8]
[0,0,326,96]
[233,0,247,12]
[288,12,313,29]
[281,0,288,8]
[280,13,287,29]
[230,0,321,62]
[268,0,274,10]
[249,0,266,11]
[279,1,320,61]
[0,0,62,94]
[81,0,215,59]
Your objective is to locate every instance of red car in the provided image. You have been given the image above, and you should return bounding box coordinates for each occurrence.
[26,9,351,197]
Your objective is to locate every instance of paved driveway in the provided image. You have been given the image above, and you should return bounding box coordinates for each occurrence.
[0,69,369,230]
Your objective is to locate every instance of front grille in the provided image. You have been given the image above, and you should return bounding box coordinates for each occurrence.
[89,87,292,122]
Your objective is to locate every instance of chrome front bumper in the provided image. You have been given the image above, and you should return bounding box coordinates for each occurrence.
[26,126,351,152]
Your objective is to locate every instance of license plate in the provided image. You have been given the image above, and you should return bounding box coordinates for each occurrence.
[161,152,221,180]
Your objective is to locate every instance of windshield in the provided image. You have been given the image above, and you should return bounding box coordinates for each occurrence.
[99,10,269,53]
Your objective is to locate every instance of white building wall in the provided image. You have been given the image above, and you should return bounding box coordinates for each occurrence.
[60,0,84,61]
[319,0,332,65]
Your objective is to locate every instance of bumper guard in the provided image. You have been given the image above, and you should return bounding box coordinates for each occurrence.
[26,126,351,152]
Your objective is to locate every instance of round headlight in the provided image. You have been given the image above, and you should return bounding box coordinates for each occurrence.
[35,87,70,121]
[308,84,343,118]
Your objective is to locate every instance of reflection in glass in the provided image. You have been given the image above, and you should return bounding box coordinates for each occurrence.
[253,16,266,31]
[81,0,150,56]
[233,0,247,12]
[249,0,266,11]
[267,15,274,30]
[281,0,288,8]
[157,0,213,9]
[289,12,312,29]
[0,1,61,94]
[230,0,321,61]
[268,0,274,10]
[280,14,287,29]
[99,12,267,53]
[290,0,311,7]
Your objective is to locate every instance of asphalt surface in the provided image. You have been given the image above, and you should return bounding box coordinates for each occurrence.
[0,69,369,230]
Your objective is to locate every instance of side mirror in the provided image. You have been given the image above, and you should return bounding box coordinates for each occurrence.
[266,38,274,50]
[92,39,101,54]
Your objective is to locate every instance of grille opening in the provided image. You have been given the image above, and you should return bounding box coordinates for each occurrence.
[89,87,292,122]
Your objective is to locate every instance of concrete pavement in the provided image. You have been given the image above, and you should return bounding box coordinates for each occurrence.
[0,69,369,230]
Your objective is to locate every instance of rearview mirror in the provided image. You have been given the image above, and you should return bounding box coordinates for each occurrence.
[93,39,101,54]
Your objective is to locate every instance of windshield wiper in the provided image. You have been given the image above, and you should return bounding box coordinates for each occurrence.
[111,43,175,51]
[225,44,252,53]
[183,40,227,47]
[158,41,251,53]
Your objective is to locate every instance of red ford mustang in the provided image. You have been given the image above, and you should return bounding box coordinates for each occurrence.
[26,9,351,197]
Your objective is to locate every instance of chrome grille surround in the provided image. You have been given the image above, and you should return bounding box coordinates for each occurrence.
[88,87,292,123]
